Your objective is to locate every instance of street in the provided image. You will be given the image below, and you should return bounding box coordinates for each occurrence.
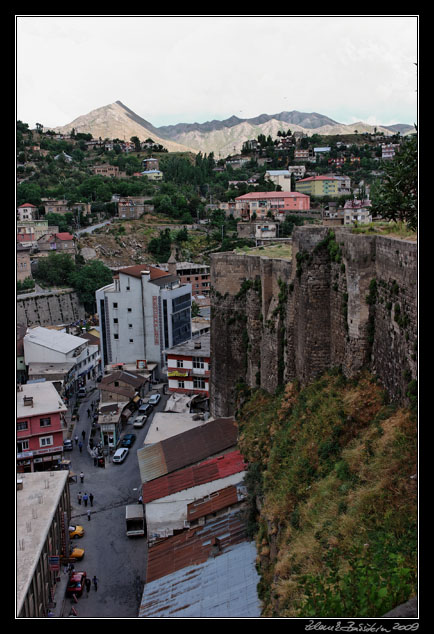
[58,383,167,618]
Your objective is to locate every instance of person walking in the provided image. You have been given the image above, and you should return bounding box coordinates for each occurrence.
[77,491,82,505]
[85,577,91,595]
[74,435,79,445]
[78,440,83,453]
[83,492,89,507]
[80,471,84,483]
[93,575,98,591]
[82,429,86,441]
[87,509,91,521]
[89,492,94,507]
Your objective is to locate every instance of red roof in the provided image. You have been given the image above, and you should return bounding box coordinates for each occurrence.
[117,264,171,281]
[142,449,246,503]
[298,175,338,182]
[236,191,309,200]
[18,203,37,208]
[55,232,74,240]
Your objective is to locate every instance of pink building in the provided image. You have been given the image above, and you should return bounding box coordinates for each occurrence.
[16,382,67,473]
[235,191,310,221]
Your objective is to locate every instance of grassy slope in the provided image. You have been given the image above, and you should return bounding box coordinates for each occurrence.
[237,369,417,618]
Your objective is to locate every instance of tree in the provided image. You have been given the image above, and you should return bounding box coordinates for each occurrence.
[370,133,417,230]
[69,260,113,312]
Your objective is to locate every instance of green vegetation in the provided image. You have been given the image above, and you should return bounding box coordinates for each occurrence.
[237,370,417,618]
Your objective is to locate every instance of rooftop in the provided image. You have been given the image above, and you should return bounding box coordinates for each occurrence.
[165,333,210,357]
[16,381,67,418]
[24,326,86,354]
[235,191,309,200]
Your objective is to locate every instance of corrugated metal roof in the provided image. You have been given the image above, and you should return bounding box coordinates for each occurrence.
[145,509,248,584]
[142,450,246,503]
[138,417,238,484]
[139,537,261,618]
[187,484,246,521]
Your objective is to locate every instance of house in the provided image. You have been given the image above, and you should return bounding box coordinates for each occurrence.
[17,243,33,282]
[287,164,306,179]
[343,199,372,226]
[91,163,126,178]
[142,157,159,171]
[16,381,68,473]
[295,174,340,197]
[98,368,148,404]
[96,264,192,375]
[265,169,292,191]
[225,155,249,169]
[97,401,129,449]
[166,333,210,397]
[140,169,163,181]
[17,203,38,221]
[237,221,278,240]
[117,196,149,219]
[23,326,101,397]
[17,471,71,617]
[17,219,57,245]
[35,232,75,260]
[43,199,91,217]
[234,191,310,221]
[313,146,331,160]
[381,143,400,160]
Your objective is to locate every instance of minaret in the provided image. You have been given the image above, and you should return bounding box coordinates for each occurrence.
[168,250,177,277]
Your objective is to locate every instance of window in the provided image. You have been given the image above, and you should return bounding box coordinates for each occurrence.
[114,318,118,324]
[176,360,184,368]
[114,334,119,340]
[127,308,132,312]
[193,357,205,369]
[40,436,53,447]
[17,421,28,431]
[113,303,118,308]
[17,439,29,452]
[40,417,51,427]
[193,378,206,389]
[178,380,185,389]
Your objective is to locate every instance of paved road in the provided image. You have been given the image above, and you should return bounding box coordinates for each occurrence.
[56,384,166,618]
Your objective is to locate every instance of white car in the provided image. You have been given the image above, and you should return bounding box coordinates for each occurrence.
[148,393,161,406]
[113,448,129,463]
[133,415,147,428]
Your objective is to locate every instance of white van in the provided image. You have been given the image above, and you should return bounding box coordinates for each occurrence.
[78,387,87,397]
[133,415,147,429]
[113,448,129,463]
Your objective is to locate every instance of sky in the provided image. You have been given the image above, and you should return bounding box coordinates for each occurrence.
[16,15,418,130]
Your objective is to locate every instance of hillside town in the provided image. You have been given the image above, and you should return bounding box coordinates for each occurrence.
[16,120,417,619]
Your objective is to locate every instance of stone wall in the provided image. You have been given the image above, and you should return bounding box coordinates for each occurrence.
[16,289,86,328]
[210,227,417,417]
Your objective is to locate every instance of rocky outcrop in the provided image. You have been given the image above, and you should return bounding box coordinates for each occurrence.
[210,227,417,417]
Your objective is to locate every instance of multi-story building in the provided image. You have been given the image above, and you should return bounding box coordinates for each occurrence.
[91,163,126,178]
[235,191,310,221]
[42,199,91,217]
[295,175,340,197]
[265,170,292,191]
[17,471,71,617]
[96,264,192,376]
[17,243,33,282]
[17,219,58,245]
[343,199,372,226]
[381,143,400,160]
[117,196,150,219]
[16,381,67,473]
[158,260,211,296]
[17,203,38,221]
[35,232,76,261]
[23,326,101,396]
[166,333,210,397]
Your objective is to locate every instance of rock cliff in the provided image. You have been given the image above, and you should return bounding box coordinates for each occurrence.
[210,226,417,417]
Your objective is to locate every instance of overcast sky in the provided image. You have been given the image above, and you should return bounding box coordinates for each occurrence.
[16,15,418,130]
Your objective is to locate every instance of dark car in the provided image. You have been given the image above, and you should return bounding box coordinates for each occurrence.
[63,439,73,451]
[138,403,153,416]
[120,433,136,448]
[65,571,87,597]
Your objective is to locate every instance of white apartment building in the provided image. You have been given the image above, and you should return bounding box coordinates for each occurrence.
[96,264,192,376]
[265,170,292,191]
[23,326,100,393]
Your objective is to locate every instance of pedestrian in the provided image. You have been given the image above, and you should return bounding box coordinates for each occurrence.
[87,509,91,521]
[80,471,84,483]
[93,575,98,591]
[82,429,86,440]
[77,491,82,505]
[87,408,90,418]
[83,492,88,507]
[85,578,91,594]
[74,435,78,445]
[93,454,98,467]
[78,441,83,453]
[89,492,94,507]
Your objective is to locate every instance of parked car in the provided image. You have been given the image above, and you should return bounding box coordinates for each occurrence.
[66,571,87,597]
[63,439,73,451]
[138,403,153,415]
[70,546,85,561]
[148,393,161,405]
[113,447,129,463]
[69,525,85,539]
[78,387,87,397]
[133,415,147,428]
[120,433,136,448]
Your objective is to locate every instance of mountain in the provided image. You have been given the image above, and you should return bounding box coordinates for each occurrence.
[47,101,416,157]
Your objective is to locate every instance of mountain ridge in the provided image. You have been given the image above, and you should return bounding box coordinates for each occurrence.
[47,101,416,157]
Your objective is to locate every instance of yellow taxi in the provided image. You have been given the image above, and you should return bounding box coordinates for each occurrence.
[69,524,85,539]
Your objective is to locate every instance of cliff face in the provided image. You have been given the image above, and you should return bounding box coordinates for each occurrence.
[210,227,417,417]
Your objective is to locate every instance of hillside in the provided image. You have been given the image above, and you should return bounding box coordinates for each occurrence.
[46,101,416,157]
[237,370,417,618]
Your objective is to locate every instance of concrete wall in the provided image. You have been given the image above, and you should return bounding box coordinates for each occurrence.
[210,227,417,417]
[16,289,85,328]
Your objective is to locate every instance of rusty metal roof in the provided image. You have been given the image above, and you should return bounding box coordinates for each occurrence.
[138,417,238,484]
[142,450,246,503]
[187,484,246,522]
[139,513,261,618]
